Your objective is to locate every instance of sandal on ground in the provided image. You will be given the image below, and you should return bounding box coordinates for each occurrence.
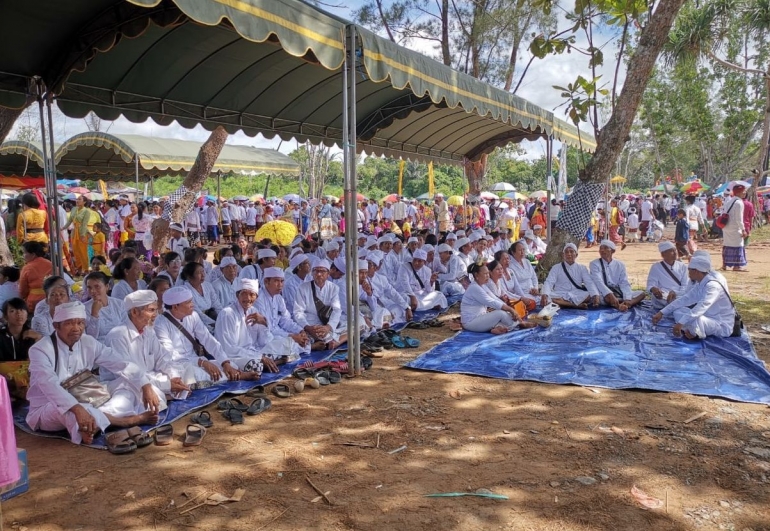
[361,357,373,371]
[293,367,316,379]
[405,321,429,329]
[106,430,137,455]
[272,384,291,398]
[390,335,407,348]
[328,371,342,384]
[222,408,244,425]
[154,425,174,446]
[246,397,272,416]
[217,398,248,411]
[245,385,266,398]
[403,336,420,348]
[190,411,213,428]
[125,426,153,448]
[315,371,331,386]
[183,424,206,446]
[426,318,444,328]
[363,349,384,358]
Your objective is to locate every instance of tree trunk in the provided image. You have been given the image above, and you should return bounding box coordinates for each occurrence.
[539,0,687,272]
[441,0,451,66]
[151,126,228,252]
[0,230,13,265]
[465,155,488,195]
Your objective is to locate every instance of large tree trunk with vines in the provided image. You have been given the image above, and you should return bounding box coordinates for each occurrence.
[465,155,487,196]
[539,0,688,272]
[151,126,228,252]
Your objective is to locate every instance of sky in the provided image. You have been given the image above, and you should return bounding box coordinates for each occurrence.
[10,0,625,162]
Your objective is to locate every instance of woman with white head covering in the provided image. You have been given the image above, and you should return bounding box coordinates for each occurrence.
[180,261,222,329]
[507,240,541,306]
[541,243,601,309]
[461,262,535,334]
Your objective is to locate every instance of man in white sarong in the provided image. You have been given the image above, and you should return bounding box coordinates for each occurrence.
[589,240,646,311]
[646,241,689,310]
[365,251,412,324]
[212,256,240,307]
[542,243,601,308]
[434,243,466,297]
[104,291,189,410]
[293,259,346,349]
[154,286,256,385]
[26,302,158,445]
[396,249,448,311]
[256,267,311,355]
[214,278,281,376]
[652,256,736,339]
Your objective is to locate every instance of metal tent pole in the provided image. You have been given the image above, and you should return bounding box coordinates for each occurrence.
[546,135,553,242]
[36,80,62,276]
[342,25,361,376]
[135,156,140,201]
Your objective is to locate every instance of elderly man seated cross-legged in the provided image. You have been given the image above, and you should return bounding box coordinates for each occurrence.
[104,290,190,408]
[589,239,646,311]
[396,249,448,311]
[646,241,689,310]
[293,259,347,350]
[154,286,259,385]
[26,301,160,447]
[255,267,311,355]
[651,255,737,339]
[541,243,601,309]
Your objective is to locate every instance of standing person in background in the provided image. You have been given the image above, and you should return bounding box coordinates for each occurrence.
[684,195,702,254]
[393,196,406,230]
[366,198,380,232]
[742,189,755,247]
[17,193,48,246]
[433,194,450,236]
[62,195,93,275]
[639,196,655,242]
[90,223,107,260]
[549,199,561,236]
[721,184,747,272]
[132,202,152,259]
[220,200,232,244]
[205,199,220,246]
[184,207,201,247]
[243,201,257,241]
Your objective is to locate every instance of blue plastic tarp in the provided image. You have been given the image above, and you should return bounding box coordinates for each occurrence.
[406,307,770,404]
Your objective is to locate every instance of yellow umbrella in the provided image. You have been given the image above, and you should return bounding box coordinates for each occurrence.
[447,195,464,206]
[250,194,264,203]
[610,175,627,184]
[255,220,298,246]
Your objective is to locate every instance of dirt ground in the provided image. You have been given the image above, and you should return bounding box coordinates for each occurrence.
[4,228,770,531]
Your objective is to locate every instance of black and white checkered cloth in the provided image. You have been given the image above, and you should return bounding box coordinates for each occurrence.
[556,181,605,239]
[162,185,194,221]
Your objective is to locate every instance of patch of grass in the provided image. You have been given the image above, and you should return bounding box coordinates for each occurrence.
[733,295,770,326]
[750,223,770,243]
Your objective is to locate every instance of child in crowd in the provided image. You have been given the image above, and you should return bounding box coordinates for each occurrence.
[674,209,690,259]
[626,207,639,243]
[90,222,106,259]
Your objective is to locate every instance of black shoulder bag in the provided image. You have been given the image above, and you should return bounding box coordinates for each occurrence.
[599,259,624,299]
[561,262,587,291]
[52,333,112,407]
[709,282,744,337]
[162,312,214,360]
[310,282,333,325]
[410,263,425,290]
[659,261,682,287]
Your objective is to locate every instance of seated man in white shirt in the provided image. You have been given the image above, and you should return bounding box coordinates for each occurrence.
[589,240,646,311]
[167,223,190,255]
[646,241,689,310]
[365,251,412,324]
[542,243,601,309]
[434,243,466,297]
[214,278,281,376]
[154,287,257,384]
[26,302,159,446]
[104,291,189,410]
[256,267,311,354]
[523,230,547,258]
[293,259,346,350]
[212,256,240,308]
[396,249,448,311]
[652,256,737,339]
[283,253,312,313]
[239,248,276,284]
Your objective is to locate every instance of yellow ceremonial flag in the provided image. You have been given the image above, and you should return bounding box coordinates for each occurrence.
[428,161,435,196]
[99,179,109,200]
[398,160,405,196]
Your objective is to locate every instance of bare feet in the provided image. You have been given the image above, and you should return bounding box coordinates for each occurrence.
[683,329,697,339]
[518,321,538,329]
[81,431,96,445]
[490,325,508,335]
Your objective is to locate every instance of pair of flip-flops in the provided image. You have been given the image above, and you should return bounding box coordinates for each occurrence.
[154,425,174,446]
[105,426,152,455]
[389,335,420,348]
[218,397,273,424]
[183,425,206,446]
[191,411,213,428]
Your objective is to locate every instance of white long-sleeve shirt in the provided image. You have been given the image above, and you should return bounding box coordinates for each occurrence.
[510,257,538,293]
[183,281,222,327]
[293,280,342,329]
[283,272,310,314]
[461,282,504,325]
[214,303,271,360]
[84,297,125,341]
[436,254,463,282]
[104,320,183,392]
[255,291,304,338]
[111,279,148,301]
[154,311,230,368]
[371,272,409,310]
[27,333,148,420]
[589,258,634,300]
[646,260,688,299]
[543,261,600,299]
[396,262,435,297]
[660,272,735,335]
[212,277,238,308]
